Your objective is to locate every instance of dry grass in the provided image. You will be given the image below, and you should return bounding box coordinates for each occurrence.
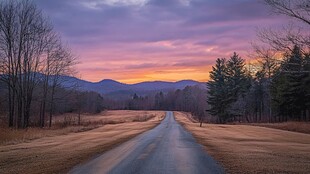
[0,110,163,145]
[0,110,165,174]
[0,126,90,145]
[76,110,162,124]
[174,111,310,174]
[250,122,310,134]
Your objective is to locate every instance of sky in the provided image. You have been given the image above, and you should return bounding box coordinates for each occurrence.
[35,0,286,84]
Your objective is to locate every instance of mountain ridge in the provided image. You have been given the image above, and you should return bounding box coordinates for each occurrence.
[0,73,205,96]
[59,76,206,98]
[91,79,201,85]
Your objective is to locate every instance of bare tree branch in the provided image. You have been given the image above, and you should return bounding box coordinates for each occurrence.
[264,0,310,25]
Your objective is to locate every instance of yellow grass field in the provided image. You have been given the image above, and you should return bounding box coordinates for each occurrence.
[0,110,165,174]
[174,112,310,174]
[250,122,310,134]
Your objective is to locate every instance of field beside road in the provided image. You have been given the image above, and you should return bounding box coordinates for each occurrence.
[174,112,310,174]
[0,110,165,174]
[249,121,310,134]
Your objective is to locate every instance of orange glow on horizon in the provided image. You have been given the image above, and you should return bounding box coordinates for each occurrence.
[76,64,212,84]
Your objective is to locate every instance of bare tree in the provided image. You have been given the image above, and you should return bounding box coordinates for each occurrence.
[261,0,310,51]
[0,0,76,128]
[38,32,59,127]
[39,43,76,127]
[0,0,49,128]
[257,25,310,52]
[264,0,310,25]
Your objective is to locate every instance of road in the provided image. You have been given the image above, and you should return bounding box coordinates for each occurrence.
[69,111,224,174]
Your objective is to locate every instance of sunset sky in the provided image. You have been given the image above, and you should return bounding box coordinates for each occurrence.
[35,0,286,84]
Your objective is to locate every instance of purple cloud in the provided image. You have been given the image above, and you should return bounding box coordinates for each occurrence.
[34,0,287,82]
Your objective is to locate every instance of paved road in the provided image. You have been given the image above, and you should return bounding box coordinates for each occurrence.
[69,111,224,174]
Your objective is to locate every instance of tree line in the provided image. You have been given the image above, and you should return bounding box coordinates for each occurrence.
[0,0,99,128]
[105,86,208,125]
[207,48,310,123]
[207,0,310,123]
[0,77,105,127]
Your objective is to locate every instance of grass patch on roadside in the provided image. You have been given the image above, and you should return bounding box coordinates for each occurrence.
[249,121,310,134]
[174,111,310,174]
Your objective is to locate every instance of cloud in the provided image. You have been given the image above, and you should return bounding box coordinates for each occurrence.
[80,0,149,8]
[34,0,287,82]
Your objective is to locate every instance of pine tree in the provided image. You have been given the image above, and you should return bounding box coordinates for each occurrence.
[251,71,267,122]
[272,45,309,121]
[207,53,251,123]
[227,52,251,100]
[226,53,252,119]
[207,58,230,123]
[303,53,310,120]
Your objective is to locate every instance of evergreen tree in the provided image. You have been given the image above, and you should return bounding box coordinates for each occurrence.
[207,53,251,123]
[271,45,309,121]
[271,71,290,121]
[226,53,252,120]
[253,71,268,122]
[227,52,251,101]
[207,58,230,123]
[303,53,310,120]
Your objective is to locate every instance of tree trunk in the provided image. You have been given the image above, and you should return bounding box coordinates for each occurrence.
[49,85,56,128]
[8,86,14,127]
[40,78,48,128]
[78,109,81,126]
[49,100,54,128]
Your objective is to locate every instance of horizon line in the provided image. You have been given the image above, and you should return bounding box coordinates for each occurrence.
[76,77,207,85]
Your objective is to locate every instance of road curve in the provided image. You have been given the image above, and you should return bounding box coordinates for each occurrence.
[69,111,224,174]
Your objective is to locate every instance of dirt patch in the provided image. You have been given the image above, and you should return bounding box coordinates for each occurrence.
[174,111,310,174]
[0,110,165,174]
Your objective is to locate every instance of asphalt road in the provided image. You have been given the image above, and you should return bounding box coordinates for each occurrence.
[69,111,224,174]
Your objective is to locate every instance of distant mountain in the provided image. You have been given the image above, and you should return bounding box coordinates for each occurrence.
[60,76,205,98]
[131,80,199,91]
